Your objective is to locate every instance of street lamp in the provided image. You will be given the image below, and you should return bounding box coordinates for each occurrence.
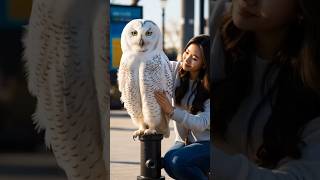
[131,0,139,6]
[160,0,167,51]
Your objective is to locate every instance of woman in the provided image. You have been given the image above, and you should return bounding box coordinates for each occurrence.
[211,0,320,179]
[154,35,210,180]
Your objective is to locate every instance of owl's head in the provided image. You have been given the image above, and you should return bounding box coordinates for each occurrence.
[121,19,162,53]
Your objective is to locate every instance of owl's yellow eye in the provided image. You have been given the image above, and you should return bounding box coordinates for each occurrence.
[131,30,138,36]
[146,31,152,36]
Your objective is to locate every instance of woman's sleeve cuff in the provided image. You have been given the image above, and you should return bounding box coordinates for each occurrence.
[171,107,186,123]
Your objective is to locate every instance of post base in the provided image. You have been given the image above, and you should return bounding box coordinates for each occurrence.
[137,176,165,180]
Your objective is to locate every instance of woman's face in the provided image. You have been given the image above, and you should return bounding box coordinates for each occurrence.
[232,0,298,32]
[182,43,204,73]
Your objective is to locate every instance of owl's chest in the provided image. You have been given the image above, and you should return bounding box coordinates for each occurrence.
[126,54,158,70]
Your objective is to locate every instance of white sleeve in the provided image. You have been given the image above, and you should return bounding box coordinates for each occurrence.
[173,121,189,143]
[213,117,320,180]
[172,99,210,132]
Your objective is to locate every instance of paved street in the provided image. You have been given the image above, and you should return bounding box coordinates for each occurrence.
[110,110,175,180]
[0,110,175,180]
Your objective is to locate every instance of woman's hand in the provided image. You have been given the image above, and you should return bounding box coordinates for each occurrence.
[154,91,174,116]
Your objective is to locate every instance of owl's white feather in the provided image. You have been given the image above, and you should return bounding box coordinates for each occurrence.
[118,19,173,138]
[23,0,109,179]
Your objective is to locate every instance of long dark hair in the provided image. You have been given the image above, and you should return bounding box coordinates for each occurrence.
[212,1,320,168]
[175,35,210,115]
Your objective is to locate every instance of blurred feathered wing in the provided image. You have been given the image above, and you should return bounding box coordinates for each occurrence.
[23,0,109,179]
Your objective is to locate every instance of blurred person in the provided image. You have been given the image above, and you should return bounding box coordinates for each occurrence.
[211,0,320,179]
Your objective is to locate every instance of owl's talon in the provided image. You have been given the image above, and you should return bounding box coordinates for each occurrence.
[133,129,144,140]
[144,129,157,135]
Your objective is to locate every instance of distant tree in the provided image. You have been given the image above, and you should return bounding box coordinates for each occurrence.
[165,20,182,52]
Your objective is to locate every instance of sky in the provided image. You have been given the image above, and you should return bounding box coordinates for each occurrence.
[110,0,209,50]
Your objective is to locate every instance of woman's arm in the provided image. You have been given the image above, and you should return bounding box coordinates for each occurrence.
[173,121,189,142]
[172,99,210,132]
[213,117,320,180]
[155,91,210,132]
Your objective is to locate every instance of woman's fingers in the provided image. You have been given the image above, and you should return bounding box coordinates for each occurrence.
[155,95,170,110]
[155,91,167,100]
[154,93,166,104]
[155,91,165,96]
[156,97,167,105]
[154,91,173,114]
[154,92,163,100]
[154,91,171,110]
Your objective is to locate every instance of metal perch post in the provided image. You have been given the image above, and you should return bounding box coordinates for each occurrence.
[137,134,165,180]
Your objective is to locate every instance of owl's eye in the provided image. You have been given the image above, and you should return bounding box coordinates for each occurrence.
[145,31,153,36]
[131,30,138,36]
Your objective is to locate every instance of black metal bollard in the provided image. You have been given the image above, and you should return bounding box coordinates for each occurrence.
[137,134,165,180]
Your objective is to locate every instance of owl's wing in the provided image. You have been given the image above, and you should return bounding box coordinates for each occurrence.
[117,55,127,95]
[161,53,174,99]
[145,52,174,98]
[140,54,161,126]
[23,0,109,179]
[118,55,143,127]
[92,2,109,175]
[140,53,173,125]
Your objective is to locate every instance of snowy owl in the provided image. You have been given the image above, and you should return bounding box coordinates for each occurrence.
[118,19,173,139]
[23,0,109,179]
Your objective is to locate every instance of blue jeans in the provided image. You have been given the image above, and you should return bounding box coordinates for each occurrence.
[163,141,210,180]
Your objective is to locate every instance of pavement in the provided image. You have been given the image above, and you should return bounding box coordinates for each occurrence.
[0,109,175,180]
[110,110,175,180]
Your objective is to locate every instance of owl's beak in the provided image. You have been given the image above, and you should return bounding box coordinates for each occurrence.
[139,39,144,47]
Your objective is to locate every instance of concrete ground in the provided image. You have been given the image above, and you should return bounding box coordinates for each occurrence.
[0,110,176,180]
[110,110,175,180]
